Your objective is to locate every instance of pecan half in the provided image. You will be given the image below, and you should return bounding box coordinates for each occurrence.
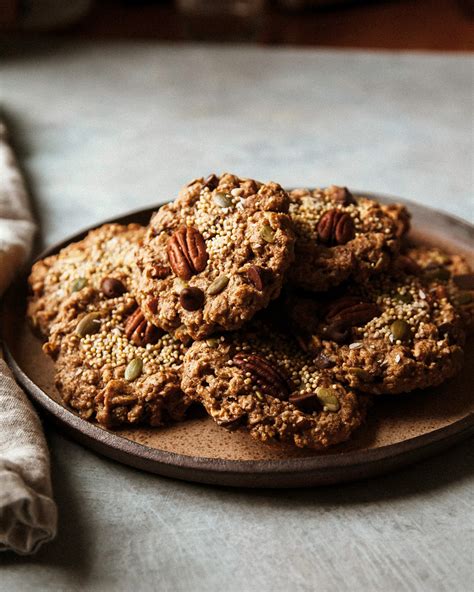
[317,209,355,245]
[167,226,208,280]
[124,307,161,346]
[324,297,380,343]
[233,352,291,400]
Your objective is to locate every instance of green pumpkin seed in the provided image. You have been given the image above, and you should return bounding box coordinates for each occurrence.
[71,277,88,292]
[125,357,143,381]
[455,291,473,305]
[206,337,220,348]
[213,192,232,209]
[76,313,101,337]
[208,275,230,295]
[315,387,340,412]
[347,367,373,382]
[390,319,409,341]
[260,224,276,243]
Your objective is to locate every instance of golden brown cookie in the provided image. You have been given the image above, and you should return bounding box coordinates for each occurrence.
[135,173,296,342]
[182,320,368,450]
[289,186,405,292]
[28,223,144,337]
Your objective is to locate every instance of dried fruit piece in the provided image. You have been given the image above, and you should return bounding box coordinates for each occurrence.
[317,209,355,245]
[71,277,88,292]
[233,352,291,400]
[208,275,230,296]
[101,277,126,298]
[247,266,264,291]
[390,319,409,341]
[180,287,205,311]
[167,226,208,280]
[148,264,170,279]
[76,312,101,337]
[124,308,160,346]
[327,185,356,206]
[125,358,143,381]
[315,387,340,412]
[203,173,219,190]
[289,392,322,413]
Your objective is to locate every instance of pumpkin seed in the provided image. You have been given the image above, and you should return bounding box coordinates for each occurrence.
[213,192,232,209]
[348,367,373,382]
[76,313,101,337]
[260,224,275,243]
[208,275,230,295]
[206,337,220,348]
[456,291,473,305]
[125,357,143,381]
[71,277,88,292]
[315,387,340,412]
[390,319,409,341]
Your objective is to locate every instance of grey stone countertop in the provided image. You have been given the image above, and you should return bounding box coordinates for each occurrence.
[0,41,473,591]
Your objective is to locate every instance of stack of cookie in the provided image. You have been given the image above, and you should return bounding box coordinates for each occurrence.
[27,174,474,450]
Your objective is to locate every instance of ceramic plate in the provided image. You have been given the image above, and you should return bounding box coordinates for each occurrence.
[2,193,473,487]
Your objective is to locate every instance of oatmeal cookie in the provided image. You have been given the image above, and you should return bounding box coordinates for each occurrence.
[181,321,368,450]
[403,246,474,332]
[44,289,191,429]
[28,223,145,337]
[135,173,295,342]
[287,265,466,395]
[288,186,405,292]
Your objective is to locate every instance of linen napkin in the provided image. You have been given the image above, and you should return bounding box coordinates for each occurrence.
[0,119,57,554]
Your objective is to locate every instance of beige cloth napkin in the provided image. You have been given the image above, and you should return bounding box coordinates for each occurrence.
[0,119,57,554]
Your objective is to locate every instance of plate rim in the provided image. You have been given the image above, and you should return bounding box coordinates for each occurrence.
[2,191,473,486]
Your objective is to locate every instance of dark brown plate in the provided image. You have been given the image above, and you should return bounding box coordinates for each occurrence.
[2,193,473,488]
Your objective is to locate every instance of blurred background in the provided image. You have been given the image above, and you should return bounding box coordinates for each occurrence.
[1,0,473,50]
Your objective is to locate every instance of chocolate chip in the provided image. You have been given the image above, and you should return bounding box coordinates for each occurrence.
[101,277,126,298]
[180,287,205,311]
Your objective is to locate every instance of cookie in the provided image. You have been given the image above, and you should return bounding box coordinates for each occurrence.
[286,264,466,395]
[44,289,191,429]
[28,223,145,337]
[135,173,295,342]
[403,246,474,332]
[181,320,368,450]
[288,186,405,292]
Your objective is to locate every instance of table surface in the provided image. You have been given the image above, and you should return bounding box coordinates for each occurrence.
[0,41,473,592]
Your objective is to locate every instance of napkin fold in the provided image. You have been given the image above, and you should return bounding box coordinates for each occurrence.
[0,118,57,554]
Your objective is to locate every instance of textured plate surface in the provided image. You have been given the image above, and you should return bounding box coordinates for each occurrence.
[2,193,473,487]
